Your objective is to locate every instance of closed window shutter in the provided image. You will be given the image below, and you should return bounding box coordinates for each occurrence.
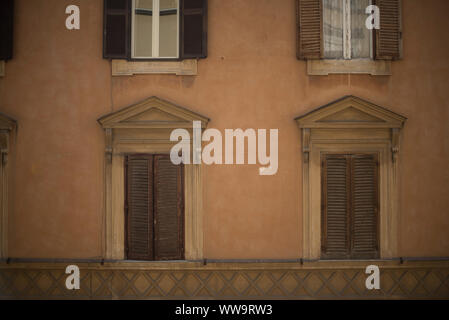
[181,0,208,59]
[126,155,154,260]
[296,0,323,60]
[321,155,350,258]
[374,0,402,60]
[0,0,14,60]
[351,154,379,258]
[154,155,184,261]
[103,0,131,59]
[322,154,379,259]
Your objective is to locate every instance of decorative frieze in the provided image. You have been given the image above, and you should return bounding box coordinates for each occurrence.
[1,260,448,299]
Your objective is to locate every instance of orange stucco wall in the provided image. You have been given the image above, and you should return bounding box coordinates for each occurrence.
[0,0,448,259]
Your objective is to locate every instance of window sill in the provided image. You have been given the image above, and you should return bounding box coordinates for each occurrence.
[307,59,391,76]
[112,59,197,76]
[0,61,5,77]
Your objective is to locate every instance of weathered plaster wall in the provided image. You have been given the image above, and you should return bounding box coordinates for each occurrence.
[0,0,448,259]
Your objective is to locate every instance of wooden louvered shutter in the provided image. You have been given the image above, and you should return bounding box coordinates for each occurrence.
[103,0,131,59]
[374,0,402,60]
[126,155,154,260]
[296,0,322,60]
[321,155,350,259]
[0,0,14,60]
[181,0,208,59]
[154,155,184,260]
[351,154,379,259]
[322,154,379,259]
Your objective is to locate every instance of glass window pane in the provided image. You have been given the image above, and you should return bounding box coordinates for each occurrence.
[134,0,153,58]
[323,0,344,59]
[351,0,371,58]
[159,0,179,58]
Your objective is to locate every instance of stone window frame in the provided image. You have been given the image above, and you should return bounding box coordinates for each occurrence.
[0,112,16,259]
[111,59,197,76]
[307,59,391,76]
[98,96,209,261]
[295,96,407,260]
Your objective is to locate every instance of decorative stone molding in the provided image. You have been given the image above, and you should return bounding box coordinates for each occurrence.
[112,59,198,76]
[1,260,448,299]
[391,128,400,163]
[0,113,16,259]
[295,96,407,260]
[307,59,392,76]
[0,61,4,77]
[98,97,209,261]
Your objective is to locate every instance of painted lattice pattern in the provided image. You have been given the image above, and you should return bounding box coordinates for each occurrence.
[1,263,448,299]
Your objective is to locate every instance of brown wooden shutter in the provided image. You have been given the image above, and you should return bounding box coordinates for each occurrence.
[374,0,402,60]
[351,154,379,259]
[181,0,208,59]
[0,0,14,60]
[126,155,154,260]
[322,154,380,259]
[154,155,184,260]
[321,155,350,259]
[296,0,322,60]
[103,0,131,59]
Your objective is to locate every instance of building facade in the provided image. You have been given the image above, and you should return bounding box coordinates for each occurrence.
[0,0,448,299]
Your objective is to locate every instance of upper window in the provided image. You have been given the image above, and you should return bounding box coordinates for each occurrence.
[132,0,180,59]
[296,0,402,61]
[323,0,372,60]
[103,0,207,60]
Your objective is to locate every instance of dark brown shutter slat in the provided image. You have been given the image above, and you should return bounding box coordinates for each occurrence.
[351,155,379,259]
[154,155,184,261]
[103,0,131,59]
[126,155,154,260]
[181,0,208,59]
[0,0,14,60]
[374,0,402,60]
[322,155,350,258]
[296,0,322,60]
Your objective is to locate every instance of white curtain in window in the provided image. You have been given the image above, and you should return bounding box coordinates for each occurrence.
[134,0,154,57]
[323,0,344,59]
[159,0,178,57]
[351,0,371,58]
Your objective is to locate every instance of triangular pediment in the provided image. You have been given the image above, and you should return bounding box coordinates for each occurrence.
[295,96,406,129]
[318,107,385,123]
[98,96,210,129]
[0,112,17,130]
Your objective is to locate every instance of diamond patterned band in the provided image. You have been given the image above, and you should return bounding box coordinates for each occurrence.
[1,261,448,299]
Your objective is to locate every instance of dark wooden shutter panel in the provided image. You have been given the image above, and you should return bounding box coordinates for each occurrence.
[351,155,379,258]
[321,155,350,258]
[103,0,131,59]
[181,0,207,59]
[296,0,322,60]
[154,155,184,261]
[0,0,14,60]
[374,0,402,60]
[126,155,154,260]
